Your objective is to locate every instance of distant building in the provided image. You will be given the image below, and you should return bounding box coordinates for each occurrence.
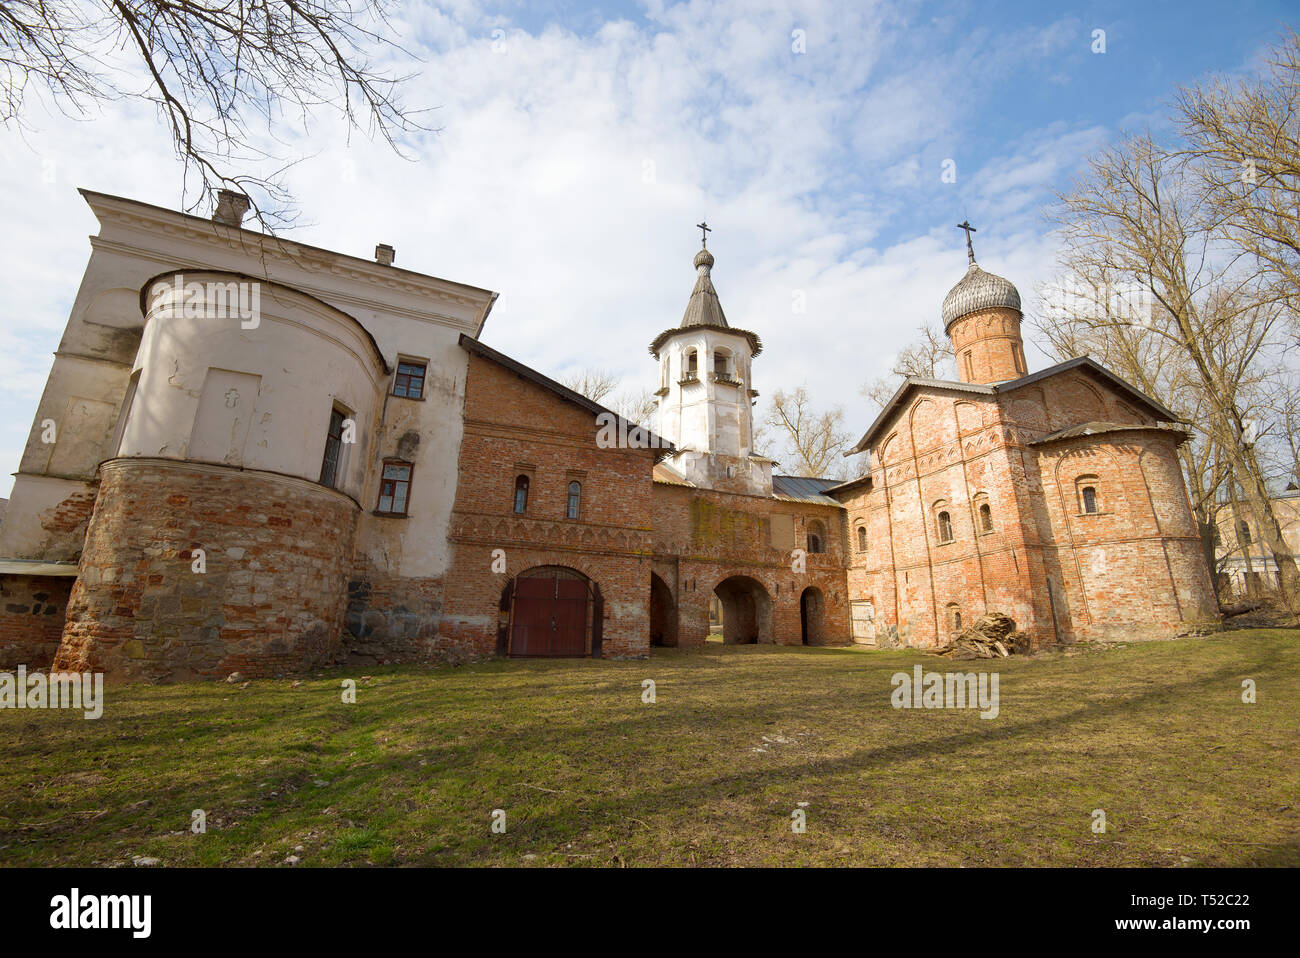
[1214,489,1300,597]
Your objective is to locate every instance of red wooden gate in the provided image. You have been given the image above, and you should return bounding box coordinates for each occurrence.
[509,573,589,656]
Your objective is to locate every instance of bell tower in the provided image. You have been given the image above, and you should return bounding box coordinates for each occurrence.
[649,225,771,495]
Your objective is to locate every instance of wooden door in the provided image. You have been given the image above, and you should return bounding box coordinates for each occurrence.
[510,577,556,656]
[509,573,589,657]
[551,579,589,656]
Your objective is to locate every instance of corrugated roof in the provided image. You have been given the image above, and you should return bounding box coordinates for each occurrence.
[652,462,695,487]
[771,474,843,506]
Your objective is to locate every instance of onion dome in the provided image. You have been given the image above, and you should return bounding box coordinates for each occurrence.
[941,262,1022,329]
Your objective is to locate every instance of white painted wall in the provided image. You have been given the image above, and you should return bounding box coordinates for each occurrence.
[1,190,497,581]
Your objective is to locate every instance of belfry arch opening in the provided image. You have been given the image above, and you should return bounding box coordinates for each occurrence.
[713,575,773,645]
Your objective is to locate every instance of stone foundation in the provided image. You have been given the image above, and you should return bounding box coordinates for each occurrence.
[54,458,359,680]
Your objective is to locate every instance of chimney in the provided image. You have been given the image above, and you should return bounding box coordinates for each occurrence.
[375,244,396,266]
[213,189,251,227]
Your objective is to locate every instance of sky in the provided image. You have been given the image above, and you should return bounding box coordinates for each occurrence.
[0,0,1295,497]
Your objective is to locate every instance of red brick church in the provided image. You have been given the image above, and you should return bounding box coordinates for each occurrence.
[0,191,1218,679]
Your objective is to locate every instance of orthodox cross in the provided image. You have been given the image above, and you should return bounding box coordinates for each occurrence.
[696,221,712,249]
[956,220,977,264]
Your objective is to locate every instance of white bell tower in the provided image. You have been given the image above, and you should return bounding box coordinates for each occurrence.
[649,226,772,496]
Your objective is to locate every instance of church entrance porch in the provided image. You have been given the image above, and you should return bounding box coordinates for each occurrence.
[714,575,773,644]
[507,566,594,657]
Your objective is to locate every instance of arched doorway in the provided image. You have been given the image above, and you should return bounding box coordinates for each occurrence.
[800,587,825,645]
[506,566,596,657]
[649,573,676,647]
[713,576,773,644]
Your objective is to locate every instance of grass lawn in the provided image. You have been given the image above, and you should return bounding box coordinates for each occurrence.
[1,629,1296,867]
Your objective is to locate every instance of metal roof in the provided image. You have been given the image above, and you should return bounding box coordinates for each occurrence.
[941,261,1022,328]
[652,462,695,487]
[771,475,844,506]
[0,559,79,577]
[1029,420,1190,446]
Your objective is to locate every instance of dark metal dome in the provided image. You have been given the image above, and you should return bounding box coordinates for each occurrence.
[941,262,1021,328]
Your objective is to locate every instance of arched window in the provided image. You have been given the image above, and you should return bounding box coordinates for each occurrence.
[937,510,953,543]
[946,603,962,632]
[513,475,529,514]
[685,349,698,378]
[713,349,731,377]
[857,526,868,552]
[979,503,993,533]
[1076,475,1100,515]
[808,519,826,554]
[567,481,581,520]
[1238,521,1252,546]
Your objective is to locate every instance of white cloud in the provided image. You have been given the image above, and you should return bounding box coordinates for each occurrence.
[0,0,1129,495]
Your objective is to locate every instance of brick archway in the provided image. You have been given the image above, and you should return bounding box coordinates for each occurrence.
[713,575,773,644]
[650,573,676,647]
[800,586,825,645]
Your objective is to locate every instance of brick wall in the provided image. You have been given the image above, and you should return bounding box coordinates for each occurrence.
[0,574,73,669]
[651,483,851,647]
[850,370,1219,649]
[949,307,1025,384]
[440,353,658,659]
[55,458,359,680]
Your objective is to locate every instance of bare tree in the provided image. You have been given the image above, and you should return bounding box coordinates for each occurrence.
[1046,128,1299,612]
[610,387,657,428]
[0,1,426,227]
[559,368,621,404]
[860,321,955,415]
[1177,29,1300,311]
[766,386,860,479]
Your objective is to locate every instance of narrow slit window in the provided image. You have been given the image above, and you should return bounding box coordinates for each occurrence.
[857,526,868,552]
[513,475,530,514]
[979,503,993,532]
[567,480,581,519]
[937,510,953,543]
[319,407,346,488]
[1082,486,1098,514]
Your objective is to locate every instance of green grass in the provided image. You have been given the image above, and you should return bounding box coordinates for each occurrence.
[1,630,1297,867]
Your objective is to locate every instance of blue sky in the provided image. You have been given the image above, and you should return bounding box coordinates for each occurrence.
[0,0,1295,496]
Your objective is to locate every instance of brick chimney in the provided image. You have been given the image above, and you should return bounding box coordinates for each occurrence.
[213,189,251,227]
[375,244,396,266]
